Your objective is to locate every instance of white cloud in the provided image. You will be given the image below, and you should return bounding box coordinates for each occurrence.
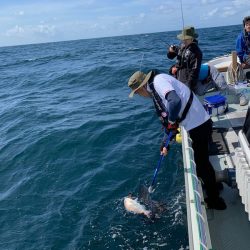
[232,0,250,6]
[6,25,25,37]
[222,6,236,17]
[119,21,131,27]
[0,0,249,46]
[201,7,218,20]
[36,24,56,35]
[5,23,56,38]
[201,0,217,4]
[208,8,218,17]
[153,4,173,14]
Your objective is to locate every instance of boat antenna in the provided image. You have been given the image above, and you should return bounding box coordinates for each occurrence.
[180,0,185,30]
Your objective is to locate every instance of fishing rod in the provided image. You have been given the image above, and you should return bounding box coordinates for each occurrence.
[165,0,185,53]
[166,1,185,55]
[180,0,185,31]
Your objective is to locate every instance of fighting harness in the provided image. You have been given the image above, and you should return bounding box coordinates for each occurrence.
[147,70,193,126]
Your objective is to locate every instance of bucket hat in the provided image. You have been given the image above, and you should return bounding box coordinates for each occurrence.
[128,71,152,98]
[177,26,198,40]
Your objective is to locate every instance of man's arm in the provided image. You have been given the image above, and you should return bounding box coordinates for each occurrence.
[167,45,179,59]
[165,90,181,123]
[236,33,246,63]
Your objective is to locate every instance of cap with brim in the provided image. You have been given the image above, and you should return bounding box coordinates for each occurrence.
[177,26,198,40]
[128,71,152,98]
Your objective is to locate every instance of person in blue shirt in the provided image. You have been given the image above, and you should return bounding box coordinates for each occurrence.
[236,16,250,67]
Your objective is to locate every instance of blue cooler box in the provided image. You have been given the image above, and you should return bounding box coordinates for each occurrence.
[204,94,228,116]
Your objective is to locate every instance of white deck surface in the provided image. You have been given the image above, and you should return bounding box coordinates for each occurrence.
[207,184,250,250]
[211,104,248,129]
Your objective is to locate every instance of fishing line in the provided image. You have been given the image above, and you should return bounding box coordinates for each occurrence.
[165,41,171,47]
[139,52,144,72]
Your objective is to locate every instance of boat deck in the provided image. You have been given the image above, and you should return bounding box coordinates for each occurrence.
[206,183,250,250]
[212,103,248,129]
[206,103,250,250]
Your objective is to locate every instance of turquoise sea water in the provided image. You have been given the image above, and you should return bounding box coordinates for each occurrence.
[0,25,241,249]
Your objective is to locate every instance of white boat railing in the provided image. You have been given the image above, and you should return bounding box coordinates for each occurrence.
[238,130,250,165]
[181,127,211,250]
[237,130,250,219]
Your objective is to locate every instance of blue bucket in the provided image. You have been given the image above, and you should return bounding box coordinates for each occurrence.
[204,94,228,116]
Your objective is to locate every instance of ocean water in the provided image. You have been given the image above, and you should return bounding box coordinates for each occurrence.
[0,24,241,250]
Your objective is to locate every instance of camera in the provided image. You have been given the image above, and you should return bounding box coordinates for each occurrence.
[170,45,177,53]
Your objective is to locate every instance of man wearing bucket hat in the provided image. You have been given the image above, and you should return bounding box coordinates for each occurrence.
[128,70,227,210]
[167,26,202,92]
[236,16,250,67]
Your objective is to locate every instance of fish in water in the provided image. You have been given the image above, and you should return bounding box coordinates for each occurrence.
[124,186,167,219]
[124,194,151,218]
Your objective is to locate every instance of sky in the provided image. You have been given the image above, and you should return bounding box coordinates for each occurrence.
[0,0,250,47]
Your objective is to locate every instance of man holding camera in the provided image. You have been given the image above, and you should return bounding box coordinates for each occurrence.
[167,26,202,92]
